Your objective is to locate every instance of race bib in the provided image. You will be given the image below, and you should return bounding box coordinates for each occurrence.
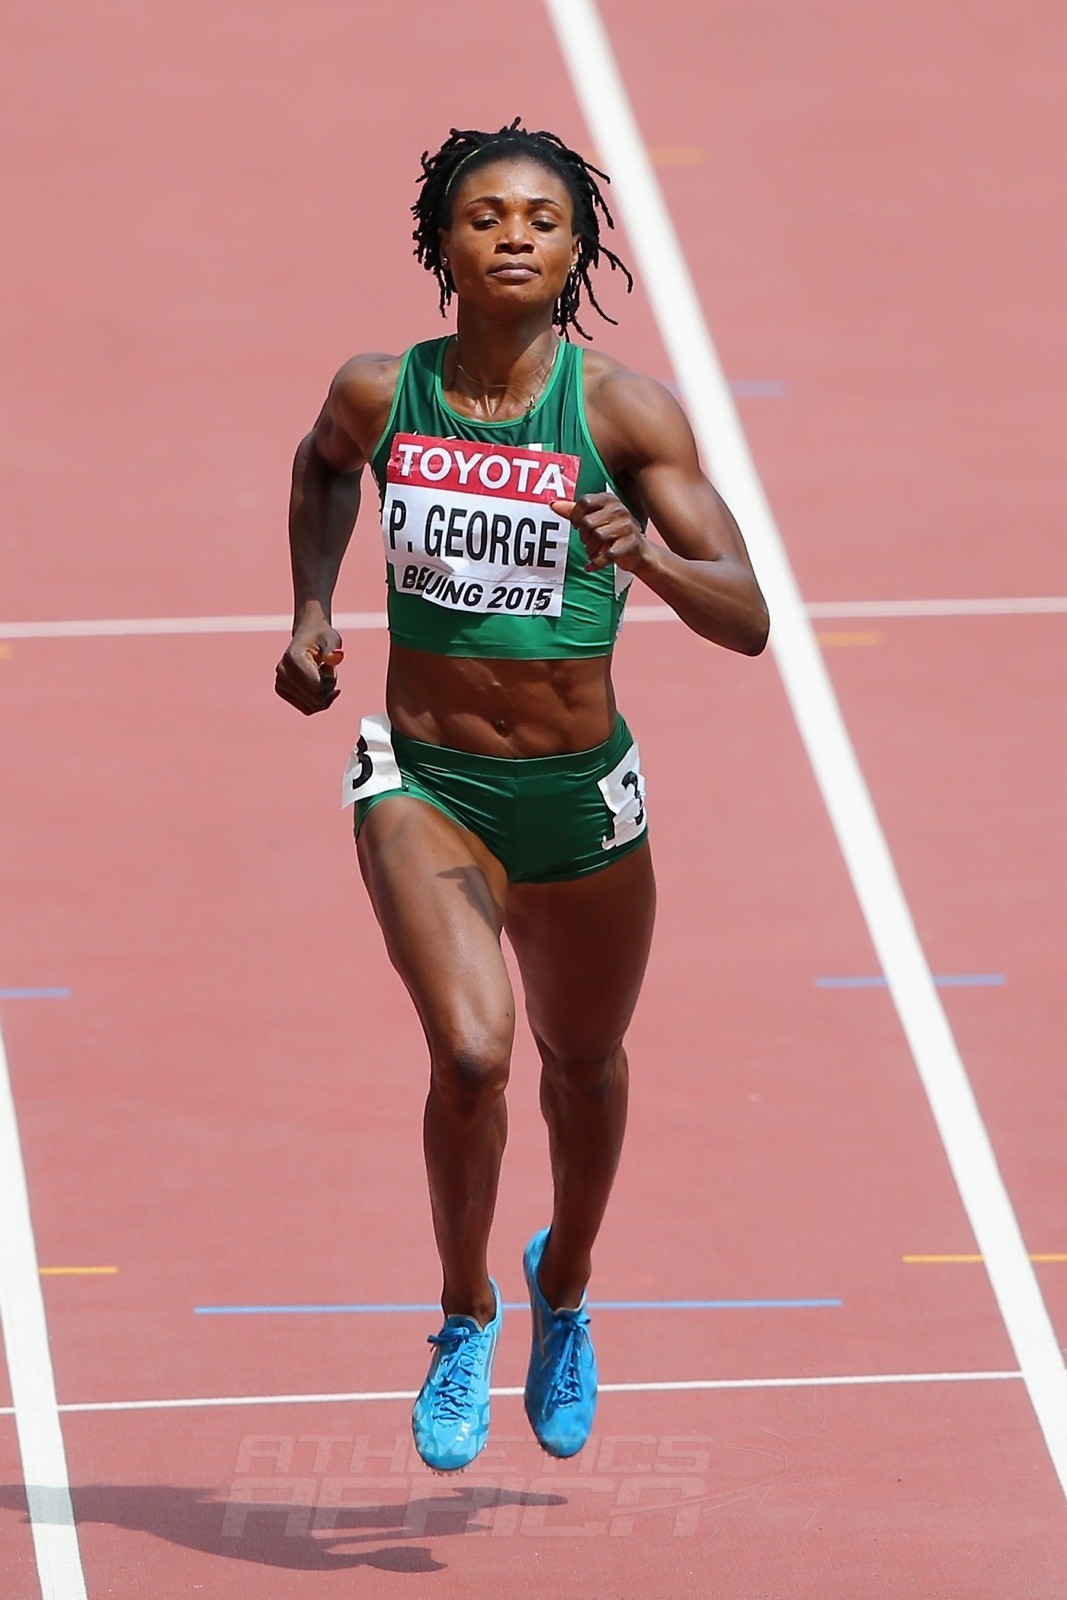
[341,712,403,809]
[381,434,580,617]
[598,742,648,850]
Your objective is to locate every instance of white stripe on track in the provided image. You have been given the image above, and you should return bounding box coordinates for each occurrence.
[0,1023,88,1599]
[0,1369,1022,1416]
[0,596,1065,640]
[544,0,1067,1496]
[0,611,388,640]
[805,596,1067,618]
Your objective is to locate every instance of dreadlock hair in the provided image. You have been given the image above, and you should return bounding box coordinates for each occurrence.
[412,118,633,340]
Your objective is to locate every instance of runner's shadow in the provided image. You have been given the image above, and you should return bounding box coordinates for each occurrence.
[0,1482,566,1573]
[435,864,502,926]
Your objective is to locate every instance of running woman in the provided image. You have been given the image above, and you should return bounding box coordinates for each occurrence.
[275,120,769,1473]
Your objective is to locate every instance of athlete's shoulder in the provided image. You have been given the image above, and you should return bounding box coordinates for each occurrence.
[332,338,447,437]
[579,348,693,469]
[330,351,404,419]
[315,349,414,468]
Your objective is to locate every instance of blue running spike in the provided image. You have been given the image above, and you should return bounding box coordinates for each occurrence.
[411,1281,502,1472]
[523,1229,598,1458]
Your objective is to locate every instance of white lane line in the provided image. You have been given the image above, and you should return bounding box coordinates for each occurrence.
[0,611,388,640]
[602,1370,1021,1394]
[1,597,1065,640]
[806,597,1067,618]
[0,1024,88,1599]
[544,0,1067,1496]
[0,1369,1022,1416]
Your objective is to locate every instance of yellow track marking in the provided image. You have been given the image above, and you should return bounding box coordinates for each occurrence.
[648,145,707,166]
[38,1267,118,1276]
[817,631,883,647]
[905,1255,1067,1264]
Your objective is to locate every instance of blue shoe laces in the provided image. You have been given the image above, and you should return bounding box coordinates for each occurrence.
[546,1310,592,1408]
[425,1324,485,1423]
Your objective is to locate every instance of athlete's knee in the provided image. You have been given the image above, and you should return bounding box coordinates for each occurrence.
[538,1042,626,1104]
[429,1032,511,1114]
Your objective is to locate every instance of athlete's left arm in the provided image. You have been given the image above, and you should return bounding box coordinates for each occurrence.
[556,372,769,654]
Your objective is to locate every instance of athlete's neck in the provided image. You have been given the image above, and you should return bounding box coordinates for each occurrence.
[449,307,559,395]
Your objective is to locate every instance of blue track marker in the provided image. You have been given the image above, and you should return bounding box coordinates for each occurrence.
[194,1297,841,1315]
[0,988,71,1000]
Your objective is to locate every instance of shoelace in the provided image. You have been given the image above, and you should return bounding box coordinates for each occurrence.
[425,1325,484,1423]
[546,1310,591,1408]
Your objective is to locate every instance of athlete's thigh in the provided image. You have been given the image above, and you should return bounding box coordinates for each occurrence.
[504,843,656,1055]
[357,796,514,1048]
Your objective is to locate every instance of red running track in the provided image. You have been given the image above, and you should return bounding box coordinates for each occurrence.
[2,1,1066,1595]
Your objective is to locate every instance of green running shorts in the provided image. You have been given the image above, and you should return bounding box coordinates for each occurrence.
[342,712,648,884]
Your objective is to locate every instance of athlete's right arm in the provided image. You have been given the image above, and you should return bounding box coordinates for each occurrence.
[274,355,399,715]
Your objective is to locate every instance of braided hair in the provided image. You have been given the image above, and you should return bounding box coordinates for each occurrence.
[412,119,633,340]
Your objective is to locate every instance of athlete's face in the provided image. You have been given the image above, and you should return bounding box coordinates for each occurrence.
[440,157,580,313]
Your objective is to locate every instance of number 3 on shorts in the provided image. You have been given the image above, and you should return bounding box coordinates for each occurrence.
[341,712,403,808]
[598,742,648,851]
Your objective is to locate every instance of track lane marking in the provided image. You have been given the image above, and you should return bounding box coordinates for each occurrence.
[193,1297,840,1315]
[816,974,1005,989]
[807,597,1067,618]
[39,1267,117,1277]
[0,1369,1022,1416]
[1,596,1066,639]
[816,631,882,647]
[0,1021,88,1598]
[544,0,1067,1497]
[0,989,71,1001]
[0,611,387,640]
[906,1254,1067,1264]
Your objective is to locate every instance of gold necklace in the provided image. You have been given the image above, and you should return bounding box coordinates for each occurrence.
[453,343,556,418]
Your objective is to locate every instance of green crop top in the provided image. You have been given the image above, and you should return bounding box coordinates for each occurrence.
[369,337,642,659]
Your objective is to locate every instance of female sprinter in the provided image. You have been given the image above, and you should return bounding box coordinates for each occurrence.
[275,121,768,1474]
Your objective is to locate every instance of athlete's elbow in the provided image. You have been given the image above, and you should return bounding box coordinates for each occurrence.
[693,611,768,654]
[720,596,769,655]
[711,564,770,654]
[740,604,770,655]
